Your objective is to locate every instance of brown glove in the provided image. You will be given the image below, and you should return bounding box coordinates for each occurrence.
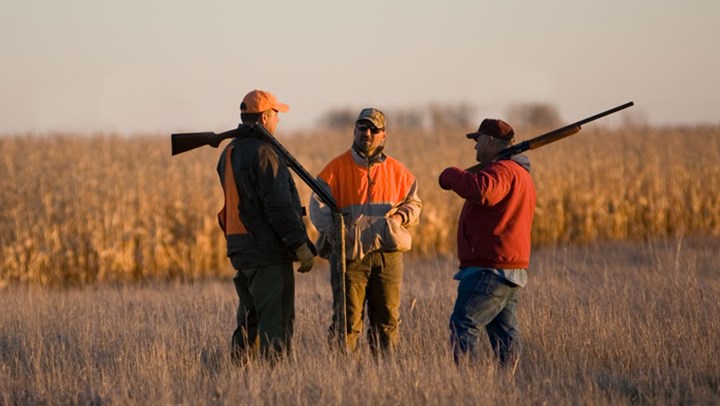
[294,242,314,273]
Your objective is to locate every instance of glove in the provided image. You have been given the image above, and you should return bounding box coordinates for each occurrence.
[294,242,315,273]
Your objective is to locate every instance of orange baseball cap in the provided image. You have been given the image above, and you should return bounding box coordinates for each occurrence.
[240,90,290,114]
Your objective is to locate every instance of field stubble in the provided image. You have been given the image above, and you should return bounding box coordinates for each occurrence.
[1,125,719,285]
[0,237,718,404]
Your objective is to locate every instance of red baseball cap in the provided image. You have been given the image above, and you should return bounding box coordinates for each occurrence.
[466,118,514,140]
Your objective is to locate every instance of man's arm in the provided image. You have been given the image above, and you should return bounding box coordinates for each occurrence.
[391,179,422,227]
[254,144,309,249]
[309,178,335,234]
[439,165,510,206]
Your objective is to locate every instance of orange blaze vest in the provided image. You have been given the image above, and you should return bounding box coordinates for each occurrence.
[218,145,248,236]
[318,150,415,210]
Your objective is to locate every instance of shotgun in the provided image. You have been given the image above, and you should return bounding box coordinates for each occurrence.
[467,101,634,172]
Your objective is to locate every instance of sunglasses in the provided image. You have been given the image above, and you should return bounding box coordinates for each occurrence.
[356,124,384,135]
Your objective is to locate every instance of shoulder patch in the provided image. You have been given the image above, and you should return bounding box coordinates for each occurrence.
[257,144,280,176]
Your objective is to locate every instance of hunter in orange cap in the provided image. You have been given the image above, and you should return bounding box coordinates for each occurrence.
[219,89,315,363]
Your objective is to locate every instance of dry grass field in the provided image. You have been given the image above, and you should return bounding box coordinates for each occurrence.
[1,124,719,404]
[1,238,718,404]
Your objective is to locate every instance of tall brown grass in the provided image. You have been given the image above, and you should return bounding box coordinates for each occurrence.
[1,238,718,404]
[1,125,719,286]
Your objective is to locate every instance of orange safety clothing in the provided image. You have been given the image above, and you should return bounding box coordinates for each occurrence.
[310,148,422,261]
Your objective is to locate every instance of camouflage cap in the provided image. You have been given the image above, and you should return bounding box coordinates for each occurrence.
[356,108,386,129]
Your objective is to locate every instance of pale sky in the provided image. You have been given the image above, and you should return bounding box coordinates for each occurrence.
[1,0,718,135]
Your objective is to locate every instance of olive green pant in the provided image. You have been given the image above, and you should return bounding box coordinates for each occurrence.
[329,251,404,353]
[231,262,295,361]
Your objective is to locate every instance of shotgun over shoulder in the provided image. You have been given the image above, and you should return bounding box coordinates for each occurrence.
[467,101,634,172]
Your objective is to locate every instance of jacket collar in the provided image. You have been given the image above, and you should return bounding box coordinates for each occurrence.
[508,154,532,173]
[351,145,387,166]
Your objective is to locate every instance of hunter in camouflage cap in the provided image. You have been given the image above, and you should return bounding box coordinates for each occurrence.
[356,108,386,130]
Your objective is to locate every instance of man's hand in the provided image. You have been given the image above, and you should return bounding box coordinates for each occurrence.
[294,242,314,273]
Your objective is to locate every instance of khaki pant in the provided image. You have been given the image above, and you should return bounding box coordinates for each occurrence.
[329,251,403,353]
[231,262,295,362]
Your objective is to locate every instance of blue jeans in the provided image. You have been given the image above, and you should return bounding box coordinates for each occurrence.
[449,268,522,366]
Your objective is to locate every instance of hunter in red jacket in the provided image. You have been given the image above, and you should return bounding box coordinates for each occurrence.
[439,118,536,371]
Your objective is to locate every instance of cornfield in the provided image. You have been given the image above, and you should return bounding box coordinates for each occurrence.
[1,124,719,286]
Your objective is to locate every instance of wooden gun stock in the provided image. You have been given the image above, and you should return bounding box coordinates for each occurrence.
[171,127,252,156]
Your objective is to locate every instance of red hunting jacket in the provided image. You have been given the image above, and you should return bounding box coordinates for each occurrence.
[439,156,536,269]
